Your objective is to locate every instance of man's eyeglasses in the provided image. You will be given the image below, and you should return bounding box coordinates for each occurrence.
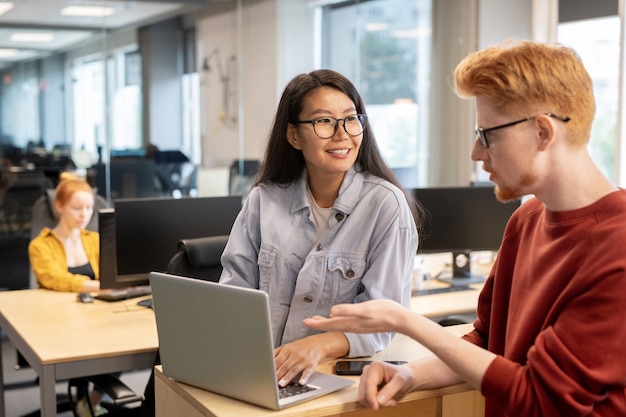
[475,112,571,148]
[294,114,367,139]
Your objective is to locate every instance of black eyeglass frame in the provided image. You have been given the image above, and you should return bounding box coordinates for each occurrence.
[293,114,368,139]
[475,112,571,148]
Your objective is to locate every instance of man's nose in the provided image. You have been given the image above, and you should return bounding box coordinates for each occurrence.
[470,138,486,161]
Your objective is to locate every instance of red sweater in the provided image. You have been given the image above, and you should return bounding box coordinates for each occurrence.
[463,190,626,417]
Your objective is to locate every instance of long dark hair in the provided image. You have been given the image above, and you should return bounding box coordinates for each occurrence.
[256,69,423,230]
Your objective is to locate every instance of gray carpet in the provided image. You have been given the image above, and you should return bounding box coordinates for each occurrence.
[2,332,151,417]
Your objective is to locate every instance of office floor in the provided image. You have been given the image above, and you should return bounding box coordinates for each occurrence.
[1,331,151,417]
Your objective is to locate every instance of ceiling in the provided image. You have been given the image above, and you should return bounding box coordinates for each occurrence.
[0,0,209,67]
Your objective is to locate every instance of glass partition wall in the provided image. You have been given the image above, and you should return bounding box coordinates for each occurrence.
[0,1,211,290]
[0,1,210,203]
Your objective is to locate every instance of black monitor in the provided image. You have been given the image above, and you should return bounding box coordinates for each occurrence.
[413,185,520,286]
[98,196,242,290]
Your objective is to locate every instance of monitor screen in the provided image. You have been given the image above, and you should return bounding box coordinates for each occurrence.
[98,196,242,290]
[413,186,520,285]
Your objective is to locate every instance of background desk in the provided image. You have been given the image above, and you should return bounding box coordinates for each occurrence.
[411,282,482,319]
[0,289,158,417]
[154,323,484,417]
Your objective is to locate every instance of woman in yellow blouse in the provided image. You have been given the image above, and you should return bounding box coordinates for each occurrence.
[29,174,101,292]
[28,173,106,416]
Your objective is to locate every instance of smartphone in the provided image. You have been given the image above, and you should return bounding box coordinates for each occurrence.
[335,360,407,376]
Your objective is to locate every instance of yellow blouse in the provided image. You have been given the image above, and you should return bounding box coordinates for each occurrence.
[28,227,100,292]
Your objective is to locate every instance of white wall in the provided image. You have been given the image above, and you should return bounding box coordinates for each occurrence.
[478,0,533,48]
[276,0,316,92]
[196,0,280,168]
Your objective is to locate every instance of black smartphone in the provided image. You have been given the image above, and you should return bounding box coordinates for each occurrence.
[335,360,407,376]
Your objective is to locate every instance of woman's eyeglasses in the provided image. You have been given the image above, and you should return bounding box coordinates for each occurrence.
[294,114,367,139]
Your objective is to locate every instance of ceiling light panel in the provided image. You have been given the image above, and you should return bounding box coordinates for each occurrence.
[60,5,115,17]
[0,48,17,58]
[10,32,55,42]
[0,2,13,17]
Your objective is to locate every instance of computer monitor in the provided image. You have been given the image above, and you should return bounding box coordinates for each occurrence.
[413,185,521,286]
[98,196,242,290]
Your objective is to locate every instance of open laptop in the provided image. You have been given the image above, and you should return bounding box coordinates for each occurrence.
[149,271,354,410]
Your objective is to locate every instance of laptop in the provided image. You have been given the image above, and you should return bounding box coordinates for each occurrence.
[149,271,355,410]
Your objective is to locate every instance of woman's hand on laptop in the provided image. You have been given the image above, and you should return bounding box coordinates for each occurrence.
[274,332,349,387]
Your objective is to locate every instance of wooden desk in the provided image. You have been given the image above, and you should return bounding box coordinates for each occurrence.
[0,282,481,416]
[154,324,484,417]
[0,289,158,417]
[411,283,481,318]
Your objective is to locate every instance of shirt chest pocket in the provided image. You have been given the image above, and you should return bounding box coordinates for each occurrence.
[257,246,301,296]
[323,256,367,307]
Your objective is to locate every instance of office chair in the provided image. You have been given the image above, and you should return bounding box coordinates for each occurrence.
[66,375,144,417]
[2,170,52,238]
[165,235,229,282]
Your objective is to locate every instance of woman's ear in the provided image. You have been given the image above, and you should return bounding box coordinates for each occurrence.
[287,124,302,150]
[53,200,63,218]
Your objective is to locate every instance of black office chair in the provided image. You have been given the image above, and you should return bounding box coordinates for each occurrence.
[2,170,53,237]
[17,351,145,417]
[66,375,144,416]
[165,235,229,282]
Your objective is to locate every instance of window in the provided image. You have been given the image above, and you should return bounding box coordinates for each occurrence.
[69,47,142,164]
[111,49,142,151]
[70,56,105,159]
[558,16,620,182]
[320,0,432,188]
[1,62,40,148]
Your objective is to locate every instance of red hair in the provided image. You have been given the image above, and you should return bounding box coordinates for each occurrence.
[54,173,93,207]
[454,40,595,147]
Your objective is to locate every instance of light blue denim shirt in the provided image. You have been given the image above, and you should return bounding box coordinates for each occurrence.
[219,167,418,357]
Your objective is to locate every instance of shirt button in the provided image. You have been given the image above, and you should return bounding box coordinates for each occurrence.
[346,269,355,278]
[316,243,323,251]
[335,212,344,221]
[304,295,313,303]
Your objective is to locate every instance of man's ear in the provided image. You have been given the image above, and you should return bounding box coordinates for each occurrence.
[536,115,556,151]
[287,124,302,150]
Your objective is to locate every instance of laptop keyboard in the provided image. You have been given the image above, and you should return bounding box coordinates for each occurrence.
[278,382,318,399]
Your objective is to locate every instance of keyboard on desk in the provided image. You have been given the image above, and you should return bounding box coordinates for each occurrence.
[95,285,152,302]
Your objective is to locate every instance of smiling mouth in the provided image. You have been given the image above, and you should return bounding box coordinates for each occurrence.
[327,149,350,155]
